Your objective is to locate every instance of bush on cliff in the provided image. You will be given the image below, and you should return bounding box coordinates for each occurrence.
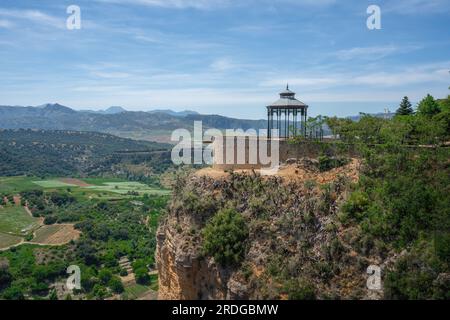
[202,208,248,266]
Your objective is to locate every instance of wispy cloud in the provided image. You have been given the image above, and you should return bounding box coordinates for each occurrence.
[333,45,422,61]
[0,8,64,29]
[95,0,336,10]
[95,0,230,10]
[260,62,450,89]
[383,0,450,14]
[0,19,13,28]
[210,58,237,72]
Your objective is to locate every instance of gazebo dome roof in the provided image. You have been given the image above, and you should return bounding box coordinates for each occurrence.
[279,85,296,97]
[267,85,308,108]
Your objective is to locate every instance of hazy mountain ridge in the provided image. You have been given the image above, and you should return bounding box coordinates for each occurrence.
[0,104,266,142]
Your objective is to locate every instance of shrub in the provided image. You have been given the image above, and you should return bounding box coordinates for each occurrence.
[318,155,349,172]
[134,268,150,285]
[284,279,316,300]
[108,276,124,293]
[98,269,113,285]
[202,208,248,266]
[341,191,369,221]
[43,215,57,225]
[119,269,128,277]
[2,285,25,300]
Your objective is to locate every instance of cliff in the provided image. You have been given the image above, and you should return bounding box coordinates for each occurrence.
[156,158,391,300]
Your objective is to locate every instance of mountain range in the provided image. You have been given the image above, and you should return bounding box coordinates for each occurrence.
[0,104,266,142]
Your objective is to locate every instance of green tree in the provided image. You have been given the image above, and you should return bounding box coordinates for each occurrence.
[2,285,25,300]
[438,95,450,112]
[0,267,12,290]
[108,276,124,294]
[396,96,413,115]
[417,94,441,117]
[98,269,113,285]
[202,208,248,266]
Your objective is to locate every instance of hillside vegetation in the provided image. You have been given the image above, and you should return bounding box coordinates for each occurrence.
[0,129,172,181]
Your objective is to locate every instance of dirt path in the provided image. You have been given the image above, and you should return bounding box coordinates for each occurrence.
[0,238,24,251]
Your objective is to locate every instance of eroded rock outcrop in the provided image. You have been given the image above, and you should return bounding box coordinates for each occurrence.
[156,159,392,300]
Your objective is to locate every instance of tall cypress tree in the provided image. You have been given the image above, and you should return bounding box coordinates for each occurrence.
[396,96,413,115]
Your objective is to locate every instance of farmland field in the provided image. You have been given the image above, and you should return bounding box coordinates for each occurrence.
[86,181,171,195]
[0,205,40,235]
[1,176,170,198]
[0,176,43,194]
[0,232,23,249]
[32,224,80,245]
[122,283,153,300]
[32,180,78,188]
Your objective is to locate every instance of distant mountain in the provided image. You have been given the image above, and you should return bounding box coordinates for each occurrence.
[347,112,395,121]
[148,109,199,117]
[104,106,127,114]
[81,106,127,114]
[0,103,265,142]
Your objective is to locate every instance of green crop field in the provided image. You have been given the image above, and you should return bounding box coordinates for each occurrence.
[32,180,78,188]
[82,177,125,185]
[0,205,40,235]
[0,232,23,249]
[1,176,171,200]
[0,176,43,194]
[86,182,171,195]
[123,283,152,299]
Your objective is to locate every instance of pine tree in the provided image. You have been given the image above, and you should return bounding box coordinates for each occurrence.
[396,96,413,115]
[417,94,441,117]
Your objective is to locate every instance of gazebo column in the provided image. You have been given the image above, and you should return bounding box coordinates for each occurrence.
[293,110,297,137]
[278,109,281,136]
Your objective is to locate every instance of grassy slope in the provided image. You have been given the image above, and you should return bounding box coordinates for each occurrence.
[0,205,39,235]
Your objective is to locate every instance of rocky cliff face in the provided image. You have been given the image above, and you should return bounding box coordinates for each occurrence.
[156,159,389,300]
[156,218,246,300]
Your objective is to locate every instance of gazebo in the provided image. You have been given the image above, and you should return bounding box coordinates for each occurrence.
[267,85,308,139]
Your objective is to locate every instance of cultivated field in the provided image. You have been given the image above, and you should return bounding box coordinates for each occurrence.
[86,181,171,195]
[27,178,171,197]
[32,224,80,245]
[0,205,40,235]
[32,180,78,188]
[0,232,23,249]
[0,176,43,194]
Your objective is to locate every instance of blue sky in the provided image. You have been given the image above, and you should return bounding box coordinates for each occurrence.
[0,0,449,119]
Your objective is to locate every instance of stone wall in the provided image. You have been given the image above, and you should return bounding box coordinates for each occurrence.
[211,137,358,170]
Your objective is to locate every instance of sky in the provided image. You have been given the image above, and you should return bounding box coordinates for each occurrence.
[0,0,449,119]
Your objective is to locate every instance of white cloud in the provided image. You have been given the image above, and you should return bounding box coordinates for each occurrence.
[334,45,398,61]
[95,0,336,10]
[383,0,450,14]
[0,19,13,28]
[210,58,236,72]
[260,63,450,90]
[95,0,230,10]
[0,8,64,29]
[90,71,131,79]
[333,45,422,61]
